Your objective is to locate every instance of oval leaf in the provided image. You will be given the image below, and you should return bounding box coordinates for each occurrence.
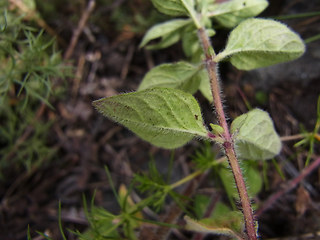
[140,19,191,48]
[93,88,208,149]
[208,0,268,28]
[151,0,189,16]
[215,18,305,70]
[138,61,202,94]
[231,108,282,160]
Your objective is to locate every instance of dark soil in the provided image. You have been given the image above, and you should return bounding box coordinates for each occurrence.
[1,0,320,239]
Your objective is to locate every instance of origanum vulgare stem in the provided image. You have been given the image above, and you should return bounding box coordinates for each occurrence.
[198,28,258,240]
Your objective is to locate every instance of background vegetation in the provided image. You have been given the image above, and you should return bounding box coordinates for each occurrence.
[0,0,319,239]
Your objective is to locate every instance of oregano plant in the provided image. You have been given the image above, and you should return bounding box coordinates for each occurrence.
[93,0,305,239]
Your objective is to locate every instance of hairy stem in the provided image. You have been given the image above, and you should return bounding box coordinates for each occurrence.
[197,28,257,240]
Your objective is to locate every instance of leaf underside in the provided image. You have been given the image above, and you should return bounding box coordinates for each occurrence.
[138,61,201,94]
[231,108,282,160]
[93,88,208,149]
[216,18,305,70]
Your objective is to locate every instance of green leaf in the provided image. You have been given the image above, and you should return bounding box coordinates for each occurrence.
[208,0,268,28]
[194,194,210,218]
[151,0,189,16]
[196,197,232,220]
[146,31,181,50]
[118,184,143,228]
[218,161,263,200]
[184,215,242,239]
[196,69,213,102]
[181,26,215,58]
[180,0,200,28]
[88,209,119,238]
[93,88,208,149]
[210,202,243,233]
[215,18,306,70]
[231,108,282,160]
[194,196,241,227]
[140,19,191,49]
[181,25,200,57]
[138,61,202,94]
[244,161,263,196]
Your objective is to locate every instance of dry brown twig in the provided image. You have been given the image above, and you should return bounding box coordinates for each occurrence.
[256,157,320,217]
[64,0,96,60]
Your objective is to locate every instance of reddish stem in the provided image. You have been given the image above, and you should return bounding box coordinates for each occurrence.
[198,28,257,240]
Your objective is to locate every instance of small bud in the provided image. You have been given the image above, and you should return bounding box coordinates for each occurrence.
[210,123,224,135]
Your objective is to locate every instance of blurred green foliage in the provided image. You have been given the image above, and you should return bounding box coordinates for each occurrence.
[0,5,67,177]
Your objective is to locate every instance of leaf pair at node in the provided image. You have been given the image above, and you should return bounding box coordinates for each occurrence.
[150,0,268,28]
[93,88,281,161]
[142,17,305,71]
[142,0,305,71]
[93,0,305,161]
